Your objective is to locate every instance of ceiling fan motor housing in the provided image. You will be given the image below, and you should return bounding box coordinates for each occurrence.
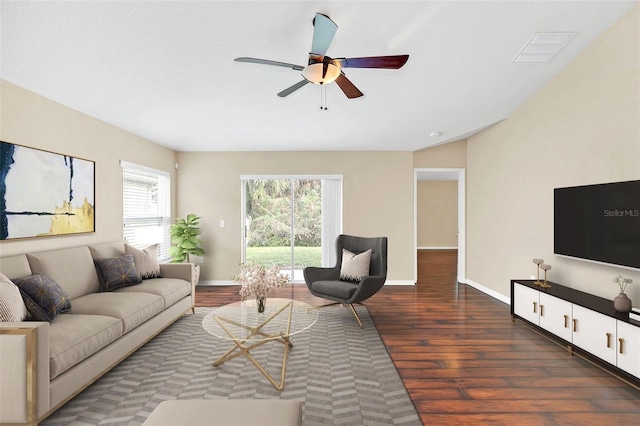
[302,57,341,85]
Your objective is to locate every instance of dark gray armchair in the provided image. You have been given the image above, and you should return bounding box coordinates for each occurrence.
[303,234,388,327]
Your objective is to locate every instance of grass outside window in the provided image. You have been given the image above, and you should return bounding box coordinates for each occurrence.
[246,247,322,268]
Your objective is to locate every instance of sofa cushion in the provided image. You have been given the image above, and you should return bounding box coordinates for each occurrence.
[94,254,142,292]
[311,280,359,300]
[0,254,32,280]
[49,313,123,379]
[125,244,162,280]
[0,273,28,321]
[27,246,100,299]
[70,292,164,334]
[12,274,72,322]
[88,241,125,259]
[115,278,191,309]
[339,249,371,282]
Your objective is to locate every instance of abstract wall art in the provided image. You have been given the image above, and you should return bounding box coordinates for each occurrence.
[0,141,95,240]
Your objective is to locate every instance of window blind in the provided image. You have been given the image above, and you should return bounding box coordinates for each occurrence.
[321,178,343,267]
[121,161,171,262]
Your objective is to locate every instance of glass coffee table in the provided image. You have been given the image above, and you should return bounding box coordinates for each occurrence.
[202,298,318,391]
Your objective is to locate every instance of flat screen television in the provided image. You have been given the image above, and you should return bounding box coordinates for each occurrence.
[554,180,640,270]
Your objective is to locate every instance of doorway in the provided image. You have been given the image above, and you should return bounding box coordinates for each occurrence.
[413,168,465,283]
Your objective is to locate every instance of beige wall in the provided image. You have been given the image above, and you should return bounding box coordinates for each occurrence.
[417,181,458,248]
[414,139,467,168]
[466,4,640,302]
[0,80,177,257]
[175,151,414,283]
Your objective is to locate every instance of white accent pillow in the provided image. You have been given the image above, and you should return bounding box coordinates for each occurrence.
[125,244,162,280]
[339,249,372,282]
[0,272,28,322]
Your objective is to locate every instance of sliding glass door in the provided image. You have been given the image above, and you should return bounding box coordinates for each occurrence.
[242,176,342,282]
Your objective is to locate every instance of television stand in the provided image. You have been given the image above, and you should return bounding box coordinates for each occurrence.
[511,279,639,388]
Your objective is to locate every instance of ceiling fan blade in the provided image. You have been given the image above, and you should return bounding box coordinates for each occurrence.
[277,80,310,97]
[310,13,338,56]
[335,73,363,99]
[235,57,304,71]
[335,55,409,69]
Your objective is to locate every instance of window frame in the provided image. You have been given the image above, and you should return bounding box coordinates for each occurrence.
[240,174,343,281]
[120,161,171,262]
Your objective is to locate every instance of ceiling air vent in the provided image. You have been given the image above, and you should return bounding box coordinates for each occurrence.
[512,32,577,64]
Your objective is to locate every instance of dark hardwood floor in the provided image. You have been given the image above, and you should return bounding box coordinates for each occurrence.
[195,250,640,425]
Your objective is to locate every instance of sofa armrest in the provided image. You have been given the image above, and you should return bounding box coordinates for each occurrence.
[160,263,196,311]
[160,262,194,283]
[0,322,50,425]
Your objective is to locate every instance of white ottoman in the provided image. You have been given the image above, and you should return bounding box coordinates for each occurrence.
[142,399,302,426]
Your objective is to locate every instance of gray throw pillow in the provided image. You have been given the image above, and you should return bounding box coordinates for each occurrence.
[125,243,162,280]
[339,249,372,282]
[12,274,71,322]
[94,254,142,292]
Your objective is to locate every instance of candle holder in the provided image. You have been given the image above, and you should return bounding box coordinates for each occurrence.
[532,259,544,285]
[540,264,552,288]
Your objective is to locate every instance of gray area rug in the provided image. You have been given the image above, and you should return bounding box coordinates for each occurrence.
[42,306,421,426]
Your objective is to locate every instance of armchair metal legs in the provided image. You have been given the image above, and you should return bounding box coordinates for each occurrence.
[312,302,364,328]
[347,304,364,328]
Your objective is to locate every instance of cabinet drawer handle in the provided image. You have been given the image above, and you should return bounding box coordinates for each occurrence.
[540,305,544,316]
[563,315,568,328]
[533,302,537,314]
[606,332,612,348]
[572,319,577,332]
[619,338,625,354]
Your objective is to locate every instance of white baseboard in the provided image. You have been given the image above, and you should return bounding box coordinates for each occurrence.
[417,246,458,250]
[197,280,235,286]
[384,280,416,286]
[197,279,416,287]
[463,279,510,305]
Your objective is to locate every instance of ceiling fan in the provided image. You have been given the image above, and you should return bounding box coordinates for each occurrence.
[235,13,409,100]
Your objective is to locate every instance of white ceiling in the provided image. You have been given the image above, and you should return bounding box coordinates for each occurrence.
[1,1,637,152]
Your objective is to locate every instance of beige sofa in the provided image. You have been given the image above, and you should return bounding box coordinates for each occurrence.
[0,241,195,425]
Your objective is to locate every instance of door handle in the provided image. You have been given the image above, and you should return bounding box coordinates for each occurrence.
[606,332,612,348]
[619,338,625,354]
[533,301,537,314]
[572,318,577,332]
[540,305,544,317]
[563,315,568,328]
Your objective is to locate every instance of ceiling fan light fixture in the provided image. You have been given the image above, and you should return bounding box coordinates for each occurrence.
[302,62,341,85]
[236,13,407,99]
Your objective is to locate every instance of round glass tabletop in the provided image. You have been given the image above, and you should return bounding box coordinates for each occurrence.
[202,298,318,342]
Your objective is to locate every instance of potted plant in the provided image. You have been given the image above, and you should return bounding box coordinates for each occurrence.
[169,214,205,284]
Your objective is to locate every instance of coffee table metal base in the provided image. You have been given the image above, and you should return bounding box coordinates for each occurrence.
[212,301,294,391]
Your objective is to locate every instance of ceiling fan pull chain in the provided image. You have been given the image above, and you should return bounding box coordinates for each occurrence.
[322,85,328,111]
[320,85,327,111]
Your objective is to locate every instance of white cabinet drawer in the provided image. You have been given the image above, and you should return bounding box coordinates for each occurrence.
[513,283,540,325]
[539,293,572,342]
[572,304,617,365]
[617,320,640,378]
